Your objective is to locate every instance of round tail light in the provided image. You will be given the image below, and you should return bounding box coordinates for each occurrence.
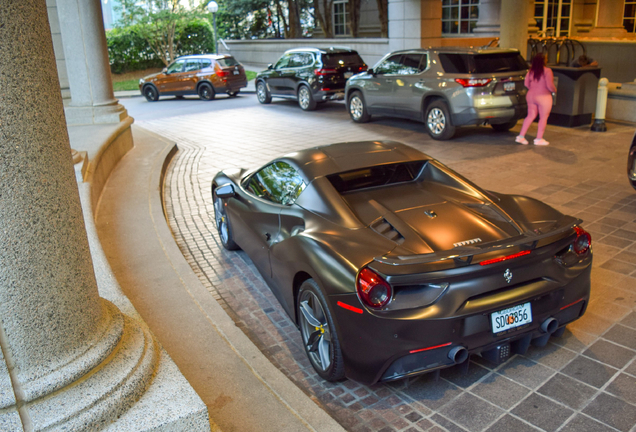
[573,226,592,255]
[356,268,392,309]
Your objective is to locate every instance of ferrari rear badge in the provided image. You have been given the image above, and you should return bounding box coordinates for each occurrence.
[504,269,512,284]
[424,210,437,218]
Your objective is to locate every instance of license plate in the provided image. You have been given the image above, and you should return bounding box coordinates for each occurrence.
[344,72,353,79]
[491,302,532,334]
[233,70,239,75]
[503,82,515,92]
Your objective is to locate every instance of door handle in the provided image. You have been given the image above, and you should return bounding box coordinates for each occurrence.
[264,233,271,241]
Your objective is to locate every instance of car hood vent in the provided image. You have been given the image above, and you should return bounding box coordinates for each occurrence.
[371,218,405,245]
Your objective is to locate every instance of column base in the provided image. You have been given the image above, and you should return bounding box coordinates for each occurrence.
[586,27,631,38]
[65,103,128,125]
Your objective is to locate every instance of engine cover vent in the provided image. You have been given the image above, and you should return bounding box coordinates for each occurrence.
[371,218,405,245]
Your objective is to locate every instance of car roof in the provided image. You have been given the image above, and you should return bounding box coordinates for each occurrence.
[283,47,358,55]
[279,141,431,181]
[389,47,521,55]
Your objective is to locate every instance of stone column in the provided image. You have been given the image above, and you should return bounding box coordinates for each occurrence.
[0,1,155,430]
[587,0,629,38]
[473,0,501,37]
[388,0,424,52]
[499,0,529,52]
[56,0,127,124]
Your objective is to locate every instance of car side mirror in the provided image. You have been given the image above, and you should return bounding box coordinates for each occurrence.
[162,67,168,74]
[215,184,235,198]
[367,67,375,76]
[267,64,273,70]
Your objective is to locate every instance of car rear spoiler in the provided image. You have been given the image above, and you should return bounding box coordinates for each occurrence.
[373,217,582,266]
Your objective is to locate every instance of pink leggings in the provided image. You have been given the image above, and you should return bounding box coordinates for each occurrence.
[520,92,553,139]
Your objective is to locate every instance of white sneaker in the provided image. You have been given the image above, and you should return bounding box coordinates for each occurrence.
[515,136,529,145]
[534,138,549,146]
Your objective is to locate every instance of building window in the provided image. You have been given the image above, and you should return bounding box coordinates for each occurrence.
[441,0,479,36]
[625,1,636,33]
[534,0,572,37]
[333,0,349,36]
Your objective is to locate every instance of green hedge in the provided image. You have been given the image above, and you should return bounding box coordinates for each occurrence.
[107,20,216,74]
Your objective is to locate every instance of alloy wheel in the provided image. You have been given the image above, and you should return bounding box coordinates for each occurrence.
[298,87,311,110]
[349,96,364,121]
[427,107,446,135]
[299,291,332,371]
[214,197,229,245]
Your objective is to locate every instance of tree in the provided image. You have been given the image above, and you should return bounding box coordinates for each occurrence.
[313,0,334,38]
[116,0,209,66]
[377,0,388,38]
[347,0,361,37]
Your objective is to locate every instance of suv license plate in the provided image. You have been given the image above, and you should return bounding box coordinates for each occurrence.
[491,302,532,334]
[504,82,515,92]
[344,72,353,78]
[233,70,239,75]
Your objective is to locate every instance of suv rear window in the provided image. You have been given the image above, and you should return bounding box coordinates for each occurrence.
[327,161,426,193]
[217,56,239,67]
[438,53,528,74]
[323,52,364,67]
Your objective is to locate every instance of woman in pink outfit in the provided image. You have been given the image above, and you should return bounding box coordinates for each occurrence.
[516,54,557,146]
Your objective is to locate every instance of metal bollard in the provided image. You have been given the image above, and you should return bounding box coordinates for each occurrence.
[591,77,609,132]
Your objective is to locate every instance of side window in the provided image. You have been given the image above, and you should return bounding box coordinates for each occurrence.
[166,60,185,74]
[200,59,212,69]
[184,60,201,72]
[243,162,306,205]
[275,54,292,69]
[374,55,402,75]
[399,54,426,74]
[288,52,305,68]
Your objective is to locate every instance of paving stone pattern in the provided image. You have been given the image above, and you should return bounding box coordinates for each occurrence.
[139,99,636,432]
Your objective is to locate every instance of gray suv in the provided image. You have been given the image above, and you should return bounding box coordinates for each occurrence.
[345,48,529,140]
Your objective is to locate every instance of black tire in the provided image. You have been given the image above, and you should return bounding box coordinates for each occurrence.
[256,81,271,104]
[213,192,239,250]
[143,85,159,102]
[297,85,317,111]
[347,91,371,123]
[491,118,518,132]
[425,100,456,140]
[198,83,215,101]
[228,90,240,97]
[297,279,345,381]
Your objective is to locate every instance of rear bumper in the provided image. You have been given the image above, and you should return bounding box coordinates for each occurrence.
[330,259,591,385]
[452,103,528,126]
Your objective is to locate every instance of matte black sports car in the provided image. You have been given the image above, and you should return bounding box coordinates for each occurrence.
[212,141,592,385]
[629,131,636,190]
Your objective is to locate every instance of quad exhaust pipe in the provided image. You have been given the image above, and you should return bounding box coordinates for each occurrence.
[448,346,468,364]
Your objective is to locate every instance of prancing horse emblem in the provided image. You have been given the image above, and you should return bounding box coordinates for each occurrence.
[504,269,513,284]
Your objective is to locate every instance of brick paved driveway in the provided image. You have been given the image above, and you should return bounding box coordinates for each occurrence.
[137,97,636,432]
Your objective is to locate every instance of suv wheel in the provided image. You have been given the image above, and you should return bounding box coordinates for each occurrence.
[425,100,456,140]
[143,85,159,102]
[298,85,317,111]
[491,119,518,132]
[256,81,271,104]
[348,91,371,123]
[198,83,215,101]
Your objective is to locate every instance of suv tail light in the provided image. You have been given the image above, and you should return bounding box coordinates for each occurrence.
[357,268,392,309]
[358,65,368,72]
[455,78,492,87]
[573,226,591,255]
[216,69,230,77]
[314,68,337,76]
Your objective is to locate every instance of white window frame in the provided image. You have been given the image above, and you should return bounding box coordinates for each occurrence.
[441,0,479,36]
[534,0,572,37]
[333,0,349,36]
[624,1,636,33]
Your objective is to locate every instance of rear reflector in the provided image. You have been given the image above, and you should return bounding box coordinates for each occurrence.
[337,301,363,314]
[560,298,584,310]
[410,342,452,354]
[479,250,531,266]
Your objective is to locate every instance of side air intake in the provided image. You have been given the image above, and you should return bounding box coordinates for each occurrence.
[371,218,405,245]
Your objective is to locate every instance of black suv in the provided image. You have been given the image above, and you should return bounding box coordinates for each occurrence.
[256,47,367,111]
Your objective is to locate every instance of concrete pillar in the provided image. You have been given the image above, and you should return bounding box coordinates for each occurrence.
[0,1,155,430]
[388,0,423,51]
[588,0,629,38]
[56,0,128,124]
[499,0,529,52]
[473,0,501,37]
